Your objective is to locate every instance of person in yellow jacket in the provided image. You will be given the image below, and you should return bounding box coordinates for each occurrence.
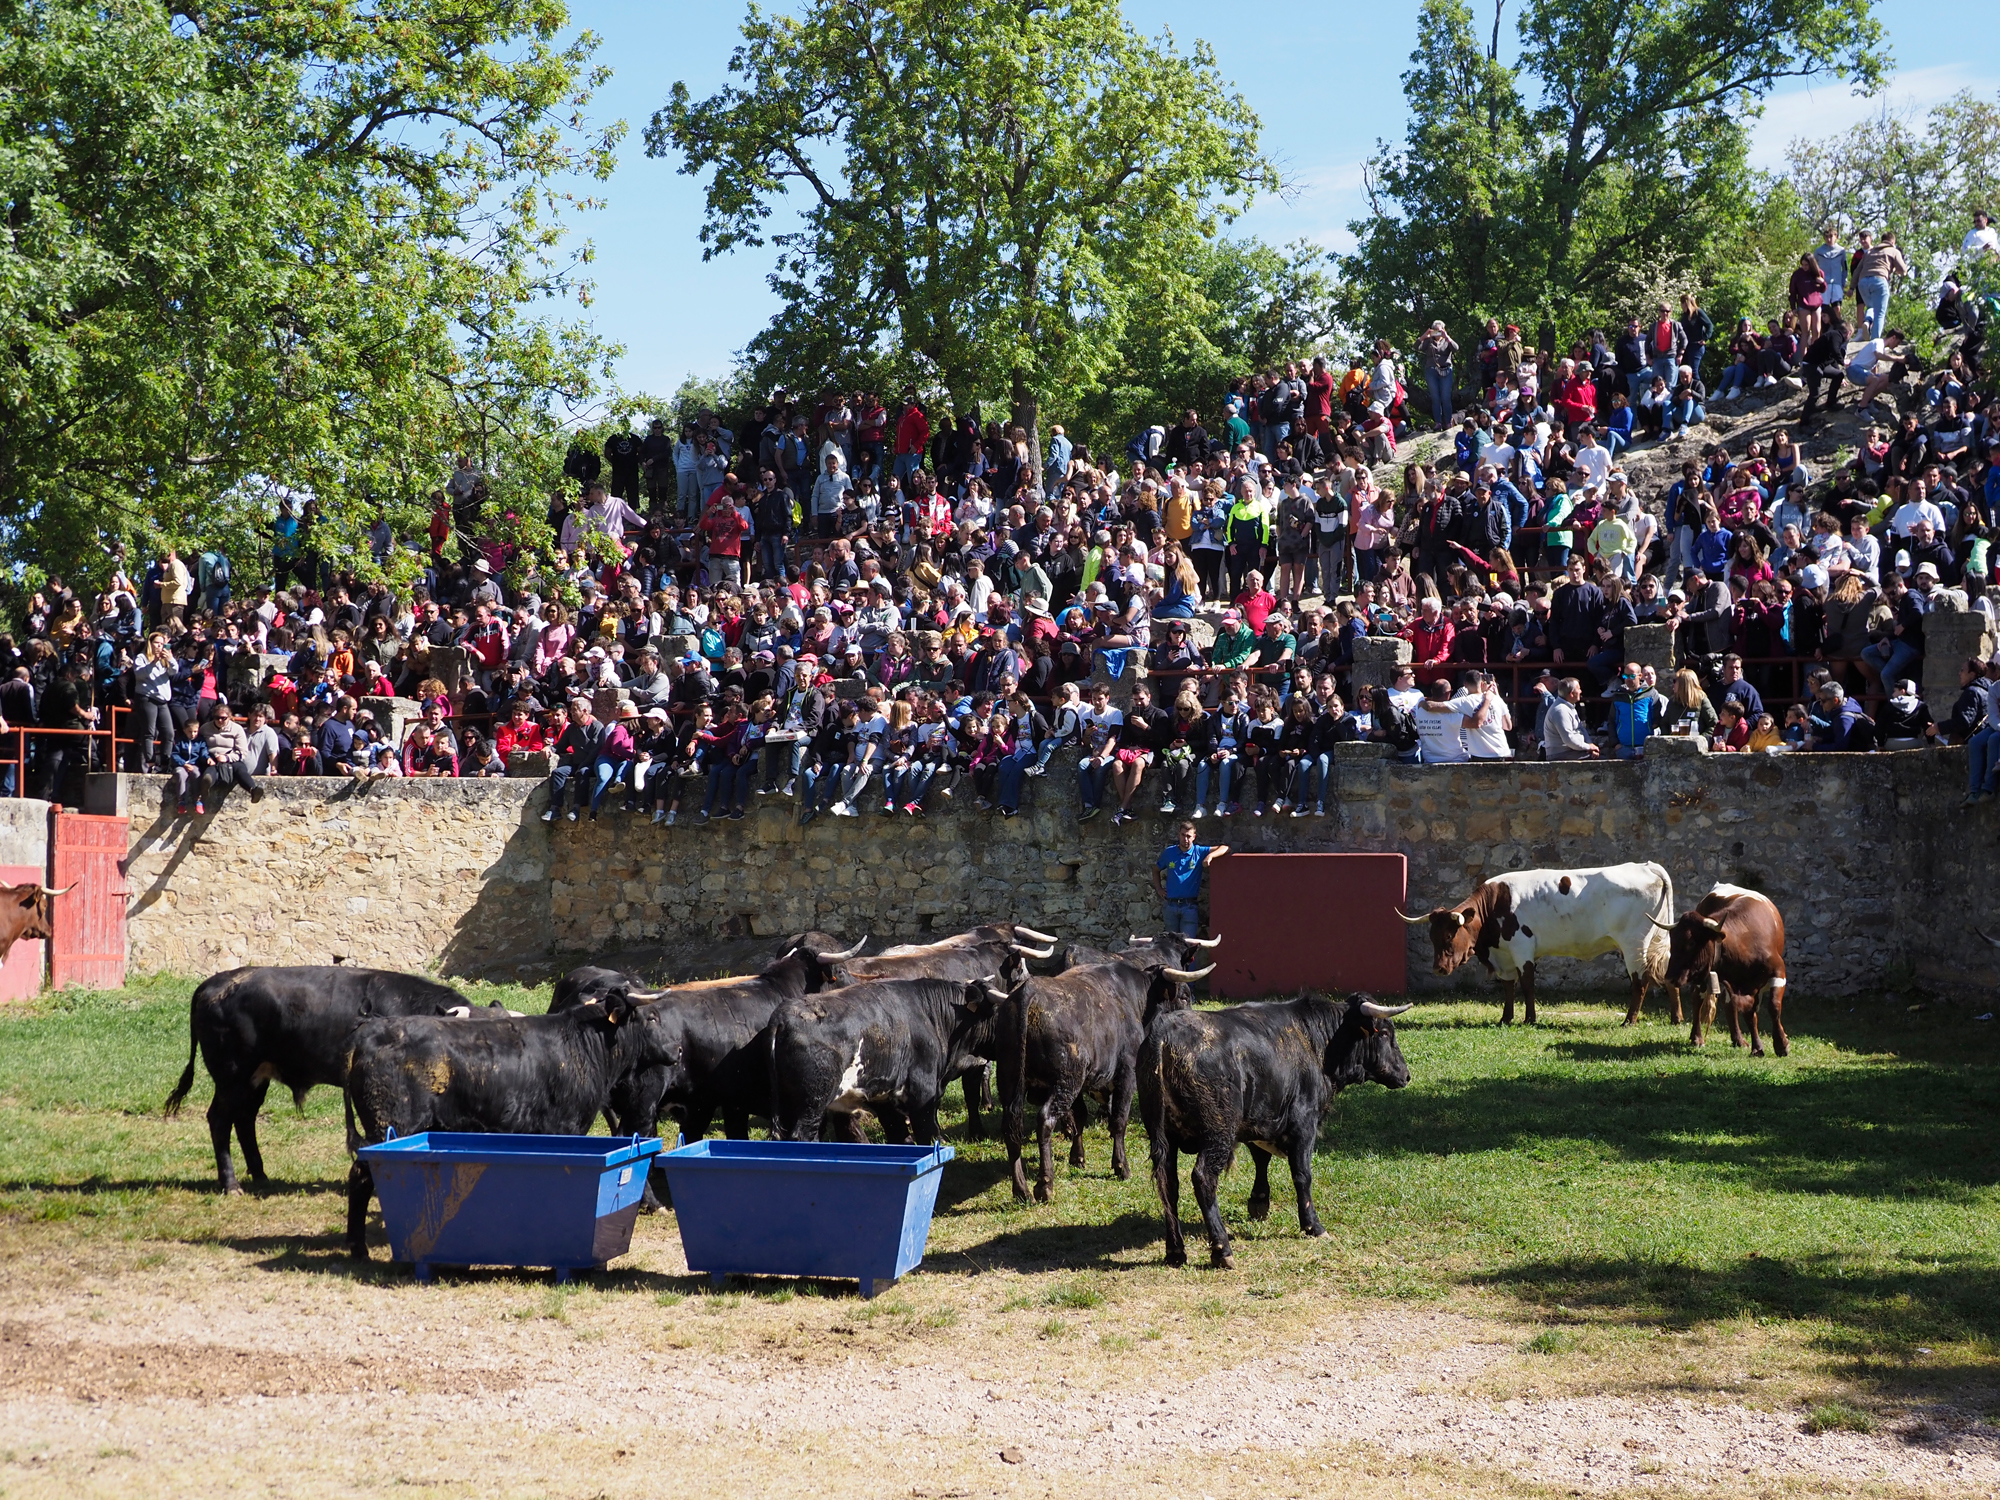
[1162,473,1194,545]
[1225,482,1271,596]
[160,547,192,629]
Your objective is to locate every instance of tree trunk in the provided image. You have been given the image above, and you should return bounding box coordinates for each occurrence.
[1009,372,1042,488]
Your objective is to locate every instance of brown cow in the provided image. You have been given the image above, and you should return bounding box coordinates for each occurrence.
[1658,884,1788,1056]
[0,881,69,968]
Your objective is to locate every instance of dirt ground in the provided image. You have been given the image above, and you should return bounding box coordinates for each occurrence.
[4,1208,1997,1500]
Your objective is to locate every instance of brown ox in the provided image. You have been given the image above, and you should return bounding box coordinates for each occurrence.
[0,881,69,968]
[1657,884,1788,1056]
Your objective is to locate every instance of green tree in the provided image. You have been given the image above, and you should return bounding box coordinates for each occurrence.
[650,0,1273,466]
[0,0,620,596]
[1346,0,1887,353]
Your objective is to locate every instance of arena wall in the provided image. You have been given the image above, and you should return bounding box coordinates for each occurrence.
[110,741,1994,998]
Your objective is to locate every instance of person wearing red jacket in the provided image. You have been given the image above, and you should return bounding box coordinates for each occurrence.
[1402,596,1457,686]
[697,489,750,587]
[1553,360,1597,431]
[894,398,931,487]
[494,701,546,764]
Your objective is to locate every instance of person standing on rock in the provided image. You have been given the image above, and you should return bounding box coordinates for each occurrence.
[1153,820,1229,939]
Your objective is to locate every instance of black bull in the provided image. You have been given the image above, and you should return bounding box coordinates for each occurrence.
[165,965,502,1193]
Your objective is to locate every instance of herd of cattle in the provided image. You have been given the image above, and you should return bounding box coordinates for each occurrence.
[148,861,1810,1271]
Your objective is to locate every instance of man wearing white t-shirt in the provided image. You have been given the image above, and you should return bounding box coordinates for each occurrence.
[1076,683,1124,821]
[1572,429,1612,494]
[1461,672,1516,760]
[1963,211,1999,261]
[1411,676,1491,764]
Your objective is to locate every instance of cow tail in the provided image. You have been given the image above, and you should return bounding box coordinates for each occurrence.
[164,997,200,1117]
[343,1082,362,1157]
[1647,863,1676,983]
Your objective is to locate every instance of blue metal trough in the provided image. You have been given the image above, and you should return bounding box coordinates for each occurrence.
[356,1132,665,1282]
[659,1139,954,1298]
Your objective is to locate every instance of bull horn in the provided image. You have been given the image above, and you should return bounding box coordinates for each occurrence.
[1359,1000,1415,1019]
[1981,930,2000,950]
[1700,917,1726,934]
[1126,935,1155,945]
[1009,943,1057,959]
[811,936,868,961]
[1161,964,1216,982]
[1186,935,1221,949]
[445,1006,472,1019]
[625,987,670,1001]
[1394,908,1431,925]
[1011,925,1058,945]
[35,884,75,897]
[1646,916,1676,931]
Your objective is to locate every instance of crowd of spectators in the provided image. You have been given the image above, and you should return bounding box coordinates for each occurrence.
[6,219,2000,820]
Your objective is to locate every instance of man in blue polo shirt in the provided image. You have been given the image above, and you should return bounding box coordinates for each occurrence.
[1153,820,1230,938]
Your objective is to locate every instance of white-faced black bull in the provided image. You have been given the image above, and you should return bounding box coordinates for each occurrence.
[1139,993,1411,1269]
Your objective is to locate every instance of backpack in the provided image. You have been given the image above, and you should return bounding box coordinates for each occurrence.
[1385,704,1420,752]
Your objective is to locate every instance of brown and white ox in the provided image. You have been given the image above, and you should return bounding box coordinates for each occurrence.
[0,881,69,968]
[1400,863,1677,1026]
[1656,883,1789,1056]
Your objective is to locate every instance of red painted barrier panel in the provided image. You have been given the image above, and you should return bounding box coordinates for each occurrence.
[1207,853,1408,999]
[50,812,127,991]
[0,863,46,1002]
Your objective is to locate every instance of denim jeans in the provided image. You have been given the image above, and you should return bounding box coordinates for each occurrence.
[1195,756,1235,810]
[1857,275,1890,339]
[1715,363,1751,399]
[894,452,923,487]
[890,761,936,808]
[1078,756,1110,811]
[1605,430,1628,458]
[703,758,749,815]
[1968,725,2000,795]
[1684,343,1706,383]
[1650,354,1678,390]
[1424,368,1453,429]
[1162,898,1200,938]
[756,533,787,579]
[995,743,1035,810]
[1261,420,1291,459]
[1292,753,1331,806]
[1666,398,1703,436]
[1862,639,1920,689]
[587,758,623,813]
[797,763,838,817]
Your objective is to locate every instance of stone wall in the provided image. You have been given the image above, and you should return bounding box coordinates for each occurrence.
[118,776,550,978]
[109,744,1997,998]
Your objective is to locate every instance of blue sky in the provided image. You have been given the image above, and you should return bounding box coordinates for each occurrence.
[558,0,2000,399]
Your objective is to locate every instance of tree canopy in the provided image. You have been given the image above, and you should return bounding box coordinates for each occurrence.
[1344,0,1889,353]
[0,0,621,593]
[650,0,1275,462]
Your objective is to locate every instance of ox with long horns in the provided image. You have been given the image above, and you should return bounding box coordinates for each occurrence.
[0,881,71,968]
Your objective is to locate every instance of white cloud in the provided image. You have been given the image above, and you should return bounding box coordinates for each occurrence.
[1749,63,1996,170]
[1237,158,1370,253]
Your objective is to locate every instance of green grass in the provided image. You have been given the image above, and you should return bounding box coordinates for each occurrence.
[5,976,2000,1403]
[1805,1399,1876,1434]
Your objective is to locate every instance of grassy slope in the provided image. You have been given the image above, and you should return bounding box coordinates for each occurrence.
[2,977,1997,1412]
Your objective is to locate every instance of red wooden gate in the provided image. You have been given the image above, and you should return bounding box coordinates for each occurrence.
[50,812,127,990]
[1208,853,1409,999]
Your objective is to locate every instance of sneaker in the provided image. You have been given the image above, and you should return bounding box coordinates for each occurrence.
[1158,802,1177,814]
[1110,810,1128,826]
[1315,802,1325,817]
[195,800,205,815]
[1292,806,1310,818]
[177,803,191,817]
[541,809,555,823]
[975,797,993,811]
[729,809,745,821]
[651,809,666,824]
[902,802,922,816]
[1226,802,1241,817]
[249,786,266,804]
[698,810,711,823]
[1969,791,1991,808]
[566,810,579,823]
[781,779,798,797]
[1079,806,1100,822]
[665,809,677,826]
[1190,806,1207,819]
[797,807,816,827]
[1001,807,1017,819]
[1024,764,1046,777]
[881,802,896,815]
[1782,375,1803,390]
[937,786,952,800]
[1272,799,1289,814]
[1252,803,1265,817]
[756,785,774,795]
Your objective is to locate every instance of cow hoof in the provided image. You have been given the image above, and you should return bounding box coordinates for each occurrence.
[1164,1248,1189,1268]
[1621,1015,1641,1027]
[1774,1043,1790,1058]
[1114,1163,1132,1181]
[1010,1184,1030,1204]
[1210,1250,1236,1271]
[1305,1223,1327,1238]
[1499,1012,1514,1026]
[347,1245,370,1263]
[1033,1183,1053,1205]
[1246,1198,1271,1222]
[223,1183,244,1198]
[1751,1046,1766,1058]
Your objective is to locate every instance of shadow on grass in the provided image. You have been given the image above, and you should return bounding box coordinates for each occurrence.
[1,1175,333,1197]
[956,1211,1165,1273]
[1470,1251,2000,1401]
[1548,1038,1699,1064]
[1341,1061,2000,1202]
